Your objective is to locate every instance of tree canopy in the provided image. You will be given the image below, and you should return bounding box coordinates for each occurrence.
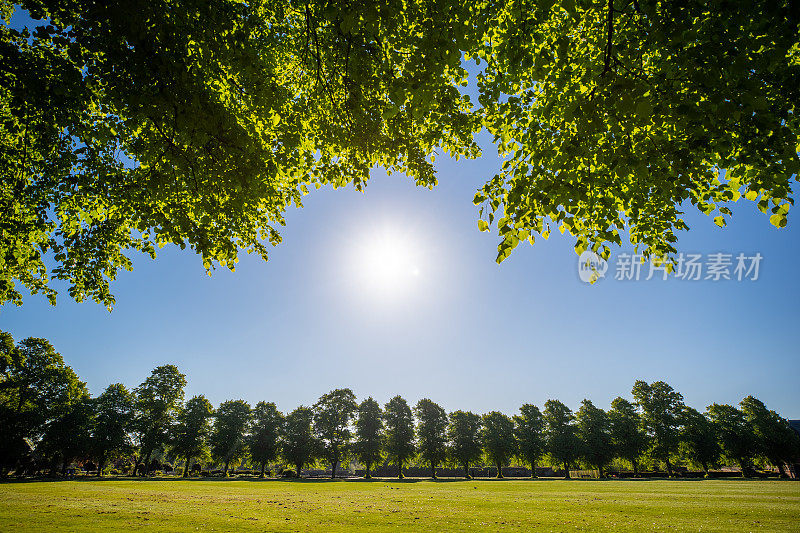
[2,0,797,306]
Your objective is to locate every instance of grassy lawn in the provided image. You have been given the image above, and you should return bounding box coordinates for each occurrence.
[0,478,798,532]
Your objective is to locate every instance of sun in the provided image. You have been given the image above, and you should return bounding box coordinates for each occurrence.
[355,229,421,296]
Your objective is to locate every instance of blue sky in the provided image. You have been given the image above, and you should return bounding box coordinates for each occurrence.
[2,9,798,419]
[2,128,798,418]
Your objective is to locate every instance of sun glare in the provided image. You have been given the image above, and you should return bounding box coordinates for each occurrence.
[355,229,422,297]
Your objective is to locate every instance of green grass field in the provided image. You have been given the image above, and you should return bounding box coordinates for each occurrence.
[1,478,799,532]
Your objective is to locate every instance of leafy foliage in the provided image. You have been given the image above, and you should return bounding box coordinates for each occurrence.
[481,411,516,478]
[474,0,800,264]
[631,380,684,475]
[608,397,648,475]
[707,403,756,476]
[282,406,317,475]
[576,399,613,477]
[313,388,357,478]
[210,399,252,474]
[353,397,383,479]
[172,395,213,477]
[513,403,545,477]
[543,399,580,477]
[447,410,482,478]
[246,401,283,477]
[383,395,415,479]
[4,0,797,306]
[91,383,135,475]
[414,398,448,478]
[0,332,87,473]
[132,365,186,475]
[0,0,479,307]
[679,406,719,475]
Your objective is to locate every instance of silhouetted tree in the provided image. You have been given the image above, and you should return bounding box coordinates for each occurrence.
[247,402,283,477]
[39,394,93,475]
[608,397,648,476]
[707,403,756,477]
[632,380,684,476]
[210,400,252,475]
[482,411,516,479]
[0,333,88,475]
[384,396,415,479]
[414,399,448,479]
[679,407,719,476]
[354,397,384,479]
[514,404,545,478]
[313,388,357,479]
[92,384,135,476]
[172,395,213,477]
[283,406,317,477]
[448,410,482,479]
[576,399,613,478]
[543,400,580,478]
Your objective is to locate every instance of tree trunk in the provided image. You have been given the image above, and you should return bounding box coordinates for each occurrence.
[431,462,437,479]
[61,457,67,476]
[295,462,303,477]
[496,461,503,479]
[143,450,153,476]
[701,461,709,477]
[331,460,337,479]
[665,458,673,477]
[530,459,537,479]
[464,464,470,479]
[224,460,230,477]
[98,455,105,477]
[365,463,371,479]
[260,463,266,478]
[777,462,787,478]
[632,458,639,477]
[398,462,404,479]
[738,459,748,478]
[564,462,571,479]
[183,456,190,477]
[598,464,604,479]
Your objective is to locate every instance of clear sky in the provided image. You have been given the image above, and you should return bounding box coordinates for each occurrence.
[2,10,798,420]
[2,127,798,418]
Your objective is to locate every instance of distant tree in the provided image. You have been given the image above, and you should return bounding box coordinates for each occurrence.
[576,399,614,478]
[679,407,719,477]
[481,411,516,479]
[448,410,483,479]
[514,404,545,478]
[384,396,415,479]
[631,380,685,476]
[313,388,358,479]
[39,394,94,475]
[543,399,580,478]
[740,396,800,478]
[283,406,317,477]
[210,400,252,476]
[707,403,757,477]
[414,399,448,479]
[247,402,283,478]
[353,397,384,479]
[608,397,648,476]
[0,333,88,475]
[132,365,186,476]
[91,384,135,476]
[172,395,214,477]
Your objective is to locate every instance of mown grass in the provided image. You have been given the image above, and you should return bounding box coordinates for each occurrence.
[0,478,798,532]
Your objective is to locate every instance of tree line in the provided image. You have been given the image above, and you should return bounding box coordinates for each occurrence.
[2,331,798,479]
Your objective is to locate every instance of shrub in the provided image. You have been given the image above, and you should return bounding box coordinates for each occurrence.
[281,469,296,478]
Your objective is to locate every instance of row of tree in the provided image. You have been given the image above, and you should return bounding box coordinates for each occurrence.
[2,332,799,478]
